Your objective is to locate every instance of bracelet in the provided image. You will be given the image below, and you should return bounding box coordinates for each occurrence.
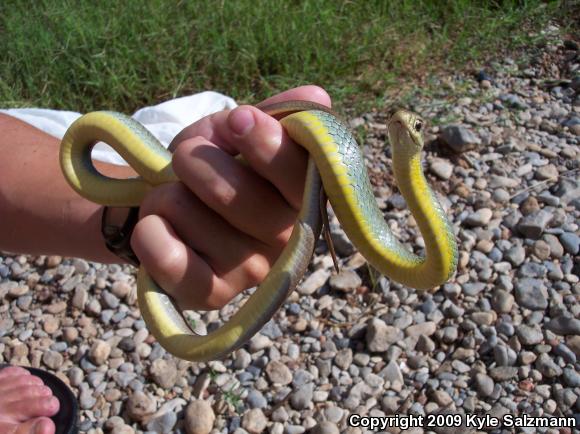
[101,206,141,267]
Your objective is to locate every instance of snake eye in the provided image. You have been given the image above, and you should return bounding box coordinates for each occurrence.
[414,120,423,132]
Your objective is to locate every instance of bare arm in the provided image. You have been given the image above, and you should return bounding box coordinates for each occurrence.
[0,112,132,263]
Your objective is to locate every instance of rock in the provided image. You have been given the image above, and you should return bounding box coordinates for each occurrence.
[382,360,404,389]
[242,408,268,434]
[247,390,267,409]
[334,348,353,370]
[329,270,361,292]
[42,316,60,334]
[405,321,436,337]
[89,340,111,365]
[493,188,510,203]
[516,324,543,345]
[535,353,562,378]
[126,391,156,422]
[430,390,453,407]
[554,343,576,364]
[146,412,177,434]
[416,335,436,353]
[543,234,564,258]
[265,360,292,385]
[330,226,356,257]
[500,93,528,109]
[72,286,88,309]
[298,269,330,295]
[68,367,83,386]
[491,290,514,313]
[430,158,454,180]
[111,281,132,299]
[559,232,579,255]
[532,240,551,260]
[311,421,340,434]
[489,176,520,189]
[504,245,525,266]
[462,282,486,296]
[290,382,313,410]
[535,164,558,180]
[366,318,403,352]
[464,208,493,227]
[79,384,96,410]
[546,316,580,335]
[150,359,178,389]
[474,374,494,398]
[233,349,252,370]
[441,125,481,152]
[185,400,215,434]
[101,290,119,309]
[515,279,547,310]
[42,351,63,370]
[563,368,580,387]
[110,425,135,434]
[517,210,553,239]
[489,367,518,381]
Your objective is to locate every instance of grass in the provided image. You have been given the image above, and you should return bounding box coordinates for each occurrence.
[0,0,574,113]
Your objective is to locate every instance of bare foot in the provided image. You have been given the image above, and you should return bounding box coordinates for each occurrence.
[0,366,59,434]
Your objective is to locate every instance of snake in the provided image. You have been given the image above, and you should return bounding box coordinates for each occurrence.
[59,100,458,362]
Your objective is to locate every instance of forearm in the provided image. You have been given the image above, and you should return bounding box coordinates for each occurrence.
[0,113,134,263]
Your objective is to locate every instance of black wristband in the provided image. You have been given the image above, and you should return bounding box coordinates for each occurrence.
[101,206,141,267]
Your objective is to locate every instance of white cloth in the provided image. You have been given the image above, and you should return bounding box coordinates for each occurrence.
[0,91,238,165]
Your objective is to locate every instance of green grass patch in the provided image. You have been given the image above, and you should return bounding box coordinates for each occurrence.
[0,0,573,113]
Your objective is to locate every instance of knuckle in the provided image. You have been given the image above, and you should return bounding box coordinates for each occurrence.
[242,255,270,287]
[151,245,187,280]
[208,178,237,207]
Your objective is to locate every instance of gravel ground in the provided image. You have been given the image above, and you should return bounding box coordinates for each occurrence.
[1,25,579,434]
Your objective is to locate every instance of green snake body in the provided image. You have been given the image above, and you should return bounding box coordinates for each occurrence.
[60,101,457,361]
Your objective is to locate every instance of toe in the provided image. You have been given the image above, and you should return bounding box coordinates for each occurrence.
[0,366,31,379]
[13,417,56,434]
[0,375,44,393]
[4,396,59,421]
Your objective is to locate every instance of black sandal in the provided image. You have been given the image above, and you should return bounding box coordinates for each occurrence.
[1,365,79,434]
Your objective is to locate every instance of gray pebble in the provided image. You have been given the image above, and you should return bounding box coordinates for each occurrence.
[440,125,482,152]
[145,412,177,434]
[546,315,580,335]
[290,382,313,410]
[515,278,548,310]
[247,389,268,409]
[559,232,580,254]
[516,324,543,345]
[517,210,553,239]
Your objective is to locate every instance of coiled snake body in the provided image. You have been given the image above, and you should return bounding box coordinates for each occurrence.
[60,101,457,361]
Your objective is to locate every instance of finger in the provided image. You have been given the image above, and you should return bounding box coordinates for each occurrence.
[172,137,297,246]
[139,181,278,278]
[169,85,331,153]
[131,214,245,310]
[256,85,331,108]
[226,105,309,209]
[169,86,331,208]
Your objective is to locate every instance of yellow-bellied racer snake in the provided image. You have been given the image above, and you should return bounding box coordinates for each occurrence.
[59,100,458,362]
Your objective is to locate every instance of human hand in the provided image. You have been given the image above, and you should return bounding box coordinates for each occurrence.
[131,86,331,310]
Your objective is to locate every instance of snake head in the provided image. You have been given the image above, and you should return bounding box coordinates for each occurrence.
[387,110,425,154]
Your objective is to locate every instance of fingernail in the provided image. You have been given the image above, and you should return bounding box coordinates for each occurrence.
[229,108,255,136]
